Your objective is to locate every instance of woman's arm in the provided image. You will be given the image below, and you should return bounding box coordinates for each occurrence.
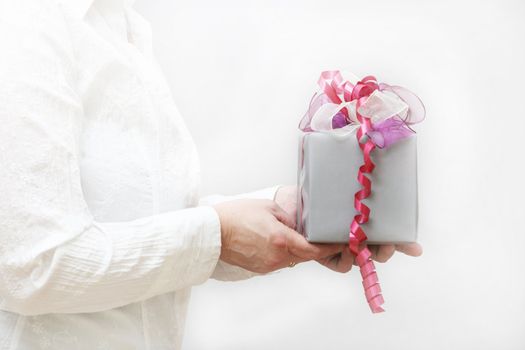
[0,3,348,316]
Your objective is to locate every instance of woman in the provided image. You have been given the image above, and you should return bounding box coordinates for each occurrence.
[0,0,422,349]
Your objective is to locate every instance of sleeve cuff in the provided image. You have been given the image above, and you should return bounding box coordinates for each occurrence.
[240,184,283,201]
[199,184,283,206]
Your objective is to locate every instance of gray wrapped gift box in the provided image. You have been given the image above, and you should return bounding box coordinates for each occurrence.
[296,129,418,244]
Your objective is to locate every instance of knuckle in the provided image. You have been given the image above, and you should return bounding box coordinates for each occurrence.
[269,232,287,250]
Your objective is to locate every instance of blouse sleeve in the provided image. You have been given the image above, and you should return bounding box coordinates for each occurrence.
[0,3,222,316]
[199,185,283,281]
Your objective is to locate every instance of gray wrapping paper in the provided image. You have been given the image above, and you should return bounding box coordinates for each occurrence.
[296,128,418,244]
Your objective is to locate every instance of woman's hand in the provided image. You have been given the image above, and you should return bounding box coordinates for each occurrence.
[213,199,347,274]
[274,185,423,273]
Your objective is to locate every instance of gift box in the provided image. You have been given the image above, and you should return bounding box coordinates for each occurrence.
[296,71,425,245]
[294,71,425,313]
[297,128,418,244]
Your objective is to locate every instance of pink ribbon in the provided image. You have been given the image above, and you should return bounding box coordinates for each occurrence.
[299,70,425,313]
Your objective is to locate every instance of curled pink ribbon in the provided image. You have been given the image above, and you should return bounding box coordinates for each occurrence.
[299,70,425,313]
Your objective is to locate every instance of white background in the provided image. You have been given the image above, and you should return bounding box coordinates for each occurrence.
[135,1,525,349]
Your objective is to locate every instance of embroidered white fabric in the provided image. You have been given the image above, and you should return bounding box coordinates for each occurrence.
[0,0,281,348]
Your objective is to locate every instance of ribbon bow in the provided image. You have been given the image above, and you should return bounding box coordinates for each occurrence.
[299,70,425,313]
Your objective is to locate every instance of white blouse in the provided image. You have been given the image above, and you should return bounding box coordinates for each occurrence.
[0,0,280,349]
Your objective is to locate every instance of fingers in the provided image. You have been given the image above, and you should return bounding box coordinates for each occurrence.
[274,185,298,219]
[270,201,346,262]
[395,243,423,257]
[268,202,345,270]
[317,245,354,273]
[311,242,346,259]
[280,224,345,260]
[270,202,296,229]
[338,247,354,272]
[289,242,422,273]
[363,243,423,265]
[372,244,396,263]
